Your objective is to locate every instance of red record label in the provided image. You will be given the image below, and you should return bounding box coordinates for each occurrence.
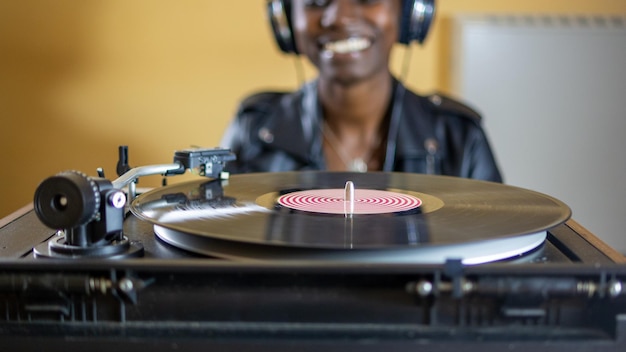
[277,189,422,215]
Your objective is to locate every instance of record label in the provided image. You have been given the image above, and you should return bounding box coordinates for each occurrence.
[277,188,422,215]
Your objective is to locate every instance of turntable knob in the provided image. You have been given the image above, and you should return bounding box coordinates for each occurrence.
[33,171,100,229]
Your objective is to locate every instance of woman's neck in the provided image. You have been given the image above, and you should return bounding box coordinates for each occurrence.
[318,72,393,132]
[317,72,394,172]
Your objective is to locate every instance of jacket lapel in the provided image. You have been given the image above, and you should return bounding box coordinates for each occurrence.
[257,81,324,166]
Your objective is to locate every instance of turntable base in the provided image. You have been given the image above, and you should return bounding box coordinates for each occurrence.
[0,171,625,351]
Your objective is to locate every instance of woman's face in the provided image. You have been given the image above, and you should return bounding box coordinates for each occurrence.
[292,0,400,86]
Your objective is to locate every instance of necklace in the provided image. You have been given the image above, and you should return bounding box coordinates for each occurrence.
[322,120,381,172]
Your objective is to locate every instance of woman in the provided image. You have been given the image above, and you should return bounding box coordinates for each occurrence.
[221,0,502,182]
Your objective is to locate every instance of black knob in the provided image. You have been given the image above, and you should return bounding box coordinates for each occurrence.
[34,171,100,229]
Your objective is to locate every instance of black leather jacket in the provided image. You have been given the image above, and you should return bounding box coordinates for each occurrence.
[221,79,502,182]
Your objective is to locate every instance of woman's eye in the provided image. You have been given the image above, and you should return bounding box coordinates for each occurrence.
[304,0,331,8]
[304,0,381,8]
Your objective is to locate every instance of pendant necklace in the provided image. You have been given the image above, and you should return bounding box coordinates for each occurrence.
[322,120,381,172]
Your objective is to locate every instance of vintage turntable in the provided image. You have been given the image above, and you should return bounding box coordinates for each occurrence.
[0,147,624,351]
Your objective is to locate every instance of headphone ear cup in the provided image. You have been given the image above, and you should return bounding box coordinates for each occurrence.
[398,0,436,45]
[267,0,298,54]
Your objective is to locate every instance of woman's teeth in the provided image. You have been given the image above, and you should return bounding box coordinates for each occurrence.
[323,37,371,54]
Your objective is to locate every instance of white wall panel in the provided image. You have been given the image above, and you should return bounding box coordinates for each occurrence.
[450,15,626,254]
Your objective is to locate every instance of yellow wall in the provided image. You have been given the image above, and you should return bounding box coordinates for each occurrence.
[1,0,625,218]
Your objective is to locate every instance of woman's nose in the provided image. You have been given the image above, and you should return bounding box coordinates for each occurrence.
[320,0,361,28]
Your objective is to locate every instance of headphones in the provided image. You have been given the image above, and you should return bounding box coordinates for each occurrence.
[267,0,436,54]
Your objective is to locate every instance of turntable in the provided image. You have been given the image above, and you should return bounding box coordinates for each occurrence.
[0,147,625,351]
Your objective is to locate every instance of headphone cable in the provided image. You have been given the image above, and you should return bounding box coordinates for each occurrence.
[292,55,306,87]
[399,43,414,83]
[383,44,414,171]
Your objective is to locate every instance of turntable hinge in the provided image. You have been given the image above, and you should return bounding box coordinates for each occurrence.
[406,277,624,299]
[0,273,150,305]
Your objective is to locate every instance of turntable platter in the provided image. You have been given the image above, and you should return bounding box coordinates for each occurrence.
[130,171,570,263]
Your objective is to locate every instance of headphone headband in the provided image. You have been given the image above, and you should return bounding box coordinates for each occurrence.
[267,0,436,54]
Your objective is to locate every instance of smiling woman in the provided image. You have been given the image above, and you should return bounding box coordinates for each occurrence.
[292,0,400,85]
[1,0,625,219]
[221,0,503,182]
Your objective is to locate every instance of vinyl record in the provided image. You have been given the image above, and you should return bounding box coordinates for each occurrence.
[151,225,548,265]
[130,172,571,263]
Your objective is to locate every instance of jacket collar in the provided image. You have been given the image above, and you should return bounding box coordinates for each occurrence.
[257,78,433,170]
